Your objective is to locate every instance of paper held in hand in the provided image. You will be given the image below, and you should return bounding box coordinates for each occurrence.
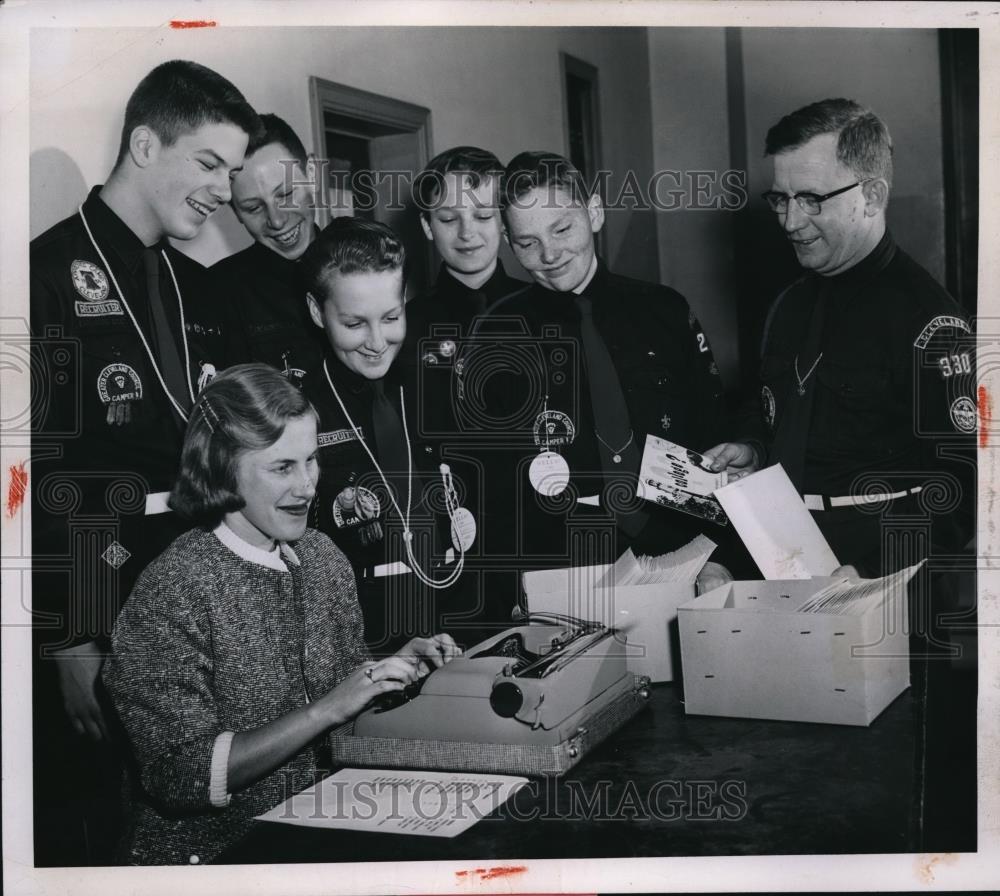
[636,435,729,524]
[713,463,840,579]
[256,768,528,838]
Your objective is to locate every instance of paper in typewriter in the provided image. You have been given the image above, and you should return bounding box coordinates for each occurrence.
[714,464,840,579]
[636,435,729,524]
[797,561,925,615]
[255,768,528,837]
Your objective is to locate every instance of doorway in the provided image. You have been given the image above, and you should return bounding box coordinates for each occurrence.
[309,77,434,295]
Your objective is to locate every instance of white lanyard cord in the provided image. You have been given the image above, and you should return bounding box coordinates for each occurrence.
[78,205,195,422]
[322,360,465,590]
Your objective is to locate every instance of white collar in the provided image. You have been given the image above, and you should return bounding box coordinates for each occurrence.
[213,521,300,572]
[572,255,599,294]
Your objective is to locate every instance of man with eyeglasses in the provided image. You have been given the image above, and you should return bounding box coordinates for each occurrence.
[705,98,975,584]
[706,97,977,853]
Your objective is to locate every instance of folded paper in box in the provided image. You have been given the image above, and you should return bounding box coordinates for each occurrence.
[677,563,922,726]
[523,537,716,683]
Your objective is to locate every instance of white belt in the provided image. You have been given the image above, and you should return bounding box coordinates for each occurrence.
[144,491,172,516]
[362,549,458,579]
[803,486,923,511]
[362,561,412,579]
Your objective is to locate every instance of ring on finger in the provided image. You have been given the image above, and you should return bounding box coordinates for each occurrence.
[365,666,374,681]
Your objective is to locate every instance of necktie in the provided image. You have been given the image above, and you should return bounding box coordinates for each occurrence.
[575,294,649,538]
[371,380,410,507]
[470,289,487,318]
[769,280,830,492]
[142,248,190,422]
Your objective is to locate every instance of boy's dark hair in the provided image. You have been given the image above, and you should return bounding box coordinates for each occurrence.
[501,151,591,218]
[415,146,504,214]
[169,364,318,527]
[764,98,893,188]
[301,216,406,300]
[247,113,309,170]
[114,60,262,166]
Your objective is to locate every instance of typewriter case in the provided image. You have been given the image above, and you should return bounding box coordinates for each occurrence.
[328,623,651,776]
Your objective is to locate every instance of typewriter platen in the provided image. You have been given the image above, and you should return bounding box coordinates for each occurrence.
[353,617,637,746]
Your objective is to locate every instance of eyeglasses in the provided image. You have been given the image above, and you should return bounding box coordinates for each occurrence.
[761,181,867,215]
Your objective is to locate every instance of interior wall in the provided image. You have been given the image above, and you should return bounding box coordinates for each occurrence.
[29,26,658,281]
[645,26,947,391]
[648,27,739,389]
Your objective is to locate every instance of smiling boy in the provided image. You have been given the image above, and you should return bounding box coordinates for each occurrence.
[403,147,525,395]
[486,151,736,587]
[30,59,260,864]
[408,146,523,334]
[212,114,326,385]
[301,217,422,653]
[302,216,491,654]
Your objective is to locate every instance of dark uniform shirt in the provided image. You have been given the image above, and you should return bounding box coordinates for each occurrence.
[402,261,525,439]
[406,261,525,341]
[211,238,325,386]
[303,354,484,650]
[481,262,729,569]
[30,185,228,649]
[751,230,975,574]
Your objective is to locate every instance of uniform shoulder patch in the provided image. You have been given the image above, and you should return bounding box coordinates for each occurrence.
[71,259,122,316]
[318,428,361,447]
[949,396,977,433]
[913,315,971,349]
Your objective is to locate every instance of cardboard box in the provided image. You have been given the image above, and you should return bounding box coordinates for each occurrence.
[523,564,695,683]
[677,577,910,726]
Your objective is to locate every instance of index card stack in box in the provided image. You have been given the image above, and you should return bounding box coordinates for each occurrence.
[677,563,922,726]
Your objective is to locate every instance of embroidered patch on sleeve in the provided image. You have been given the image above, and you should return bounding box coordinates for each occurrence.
[913,315,971,349]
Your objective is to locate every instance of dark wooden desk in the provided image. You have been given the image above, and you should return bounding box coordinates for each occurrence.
[220,682,927,864]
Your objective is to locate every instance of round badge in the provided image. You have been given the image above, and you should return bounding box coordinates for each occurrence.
[949,396,977,433]
[71,259,110,302]
[439,340,457,358]
[533,409,576,448]
[528,451,570,497]
[450,507,477,552]
[332,485,381,528]
[761,385,776,429]
[197,362,217,393]
[97,363,143,403]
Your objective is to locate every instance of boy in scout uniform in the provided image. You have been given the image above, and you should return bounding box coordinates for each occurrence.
[403,149,527,626]
[301,217,490,654]
[486,151,737,589]
[407,146,523,341]
[30,59,260,863]
[212,113,326,385]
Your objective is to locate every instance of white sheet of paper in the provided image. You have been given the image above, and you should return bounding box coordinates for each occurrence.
[598,535,717,587]
[714,464,840,579]
[255,768,528,838]
[797,560,925,615]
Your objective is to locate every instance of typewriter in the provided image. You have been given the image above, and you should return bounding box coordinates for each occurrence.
[353,613,646,747]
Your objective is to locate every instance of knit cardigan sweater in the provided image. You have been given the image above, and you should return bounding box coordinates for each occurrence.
[103,525,370,865]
